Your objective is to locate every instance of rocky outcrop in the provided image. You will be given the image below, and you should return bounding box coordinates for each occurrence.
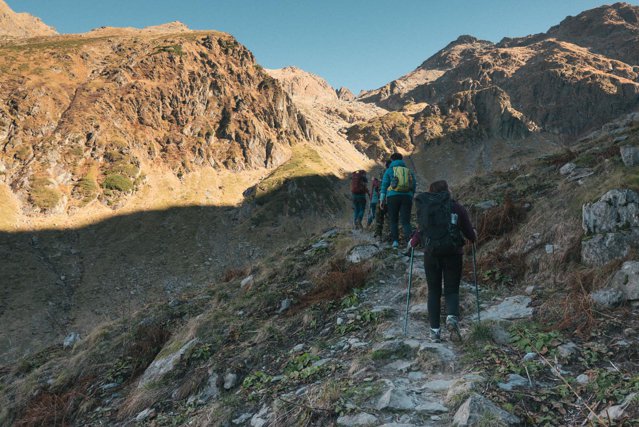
[336,87,355,101]
[356,3,639,147]
[610,261,639,302]
[582,189,639,265]
[0,0,57,38]
[0,31,313,213]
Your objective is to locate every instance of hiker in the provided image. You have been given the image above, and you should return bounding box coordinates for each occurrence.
[374,160,391,239]
[379,153,416,248]
[367,175,381,227]
[350,169,369,230]
[413,180,476,342]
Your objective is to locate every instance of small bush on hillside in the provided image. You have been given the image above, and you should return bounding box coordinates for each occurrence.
[29,177,61,210]
[74,175,98,203]
[102,174,133,192]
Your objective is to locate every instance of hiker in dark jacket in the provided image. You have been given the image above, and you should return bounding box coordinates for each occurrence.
[414,180,476,342]
[351,170,369,230]
[379,153,417,249]
[374,160,391,239]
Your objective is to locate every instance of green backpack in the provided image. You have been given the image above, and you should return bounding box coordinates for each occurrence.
[389,166,413,193]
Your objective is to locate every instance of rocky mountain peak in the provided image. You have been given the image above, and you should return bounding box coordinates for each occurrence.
[266,66,338,102]
[336,86,355,101]
[547,2,639,64]
[0,0,57,38]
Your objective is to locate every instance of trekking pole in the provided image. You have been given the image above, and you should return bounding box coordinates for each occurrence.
[472,242,481,323]
[403,246,415,336]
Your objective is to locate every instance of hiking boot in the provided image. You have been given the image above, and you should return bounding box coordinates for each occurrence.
[392,240,399,249]
[430,328,441,342]
[446,315,462,342]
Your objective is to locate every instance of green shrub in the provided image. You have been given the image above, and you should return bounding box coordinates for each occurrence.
[75,176,98,202]
[30,177,61,210]
[102,174,133,192]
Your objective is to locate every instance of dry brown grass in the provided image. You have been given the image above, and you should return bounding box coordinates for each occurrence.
[221,266,250,283]
[294,258,372,311]
[541,259,625,336]
[476,195,528,246]
[14,376,94,427]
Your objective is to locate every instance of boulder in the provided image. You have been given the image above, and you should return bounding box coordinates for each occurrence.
[590,288,625,308]
[582,189,639,234]
[610,261,639,301]
[620,146,639,167]
[336,412,378,426]
[240,275,255,289]
[453,393,521,426]
[377,388,415,411]
[582,231,639,266]
[63,332,80,349]
[138,338,199,387]
[480,296,533,321]
[347,244,381,263]
[224,372,238,390]
[498,373,530,391]
[559,162,576,175]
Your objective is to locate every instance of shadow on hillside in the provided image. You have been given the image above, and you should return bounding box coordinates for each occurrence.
[0,173,348,363]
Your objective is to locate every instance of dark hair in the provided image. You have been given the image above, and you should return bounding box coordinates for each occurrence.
[429,180,449,193]
[385,160,391,168]
[390,153,403,161]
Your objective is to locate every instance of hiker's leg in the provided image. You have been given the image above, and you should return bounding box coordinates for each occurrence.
[356,199,366,224]
[425,253,443,329]
[443,253,463,317]
[386,196,400,242]
[352,197,358,226]
[399,195,413,241]
[374,203,384,236]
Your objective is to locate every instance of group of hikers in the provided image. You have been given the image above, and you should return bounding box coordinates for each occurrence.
[350,153,477,342]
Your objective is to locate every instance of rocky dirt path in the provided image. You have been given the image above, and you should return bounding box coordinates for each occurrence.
[247,229,519,427]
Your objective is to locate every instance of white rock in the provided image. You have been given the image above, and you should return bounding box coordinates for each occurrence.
[591,288,625,308]
[232,413,253,425]
[545,244,554,254]
[453,393,521,426]
[347,244,381,263]
[576,374,590,384]
[224,373,238,390]
[240,275,254,289]
[582,189,639,234]
[138,338,199,387]
[63,332,80,349]
[415,400,448,414]
[420,379,454,392]
[135,408,155,422]
[377,388,415,411]
[611,261,639,301]
[480,296,533,321]
[594,392,637,422]
[559,162,577,175]
[557,342,579,359]
[621,145,639,167]
[336,412,378,426]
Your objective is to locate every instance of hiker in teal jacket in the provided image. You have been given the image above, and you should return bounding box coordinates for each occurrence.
[379,153,417,248]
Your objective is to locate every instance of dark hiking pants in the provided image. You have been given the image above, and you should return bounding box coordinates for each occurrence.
[352,196,366,226]
[424,252,462,329]
[375,203,386,236]
[386,194,412,243]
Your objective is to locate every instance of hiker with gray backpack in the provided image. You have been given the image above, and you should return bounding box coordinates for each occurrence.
[413,180,476,342]
[379,153,417,248]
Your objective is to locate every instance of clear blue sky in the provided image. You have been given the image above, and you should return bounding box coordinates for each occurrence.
[8,0,639,93]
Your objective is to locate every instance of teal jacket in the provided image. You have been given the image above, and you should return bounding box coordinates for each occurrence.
[380,160,417,201]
